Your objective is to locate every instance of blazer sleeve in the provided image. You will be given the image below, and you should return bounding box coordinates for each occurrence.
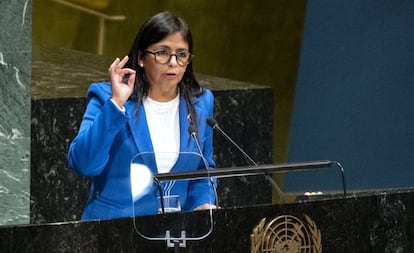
[68,82,130,176]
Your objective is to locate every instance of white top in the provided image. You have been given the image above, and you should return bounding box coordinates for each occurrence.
[143,94,180,174]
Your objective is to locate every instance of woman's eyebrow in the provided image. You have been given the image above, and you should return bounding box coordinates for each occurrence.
[151,45,189,51]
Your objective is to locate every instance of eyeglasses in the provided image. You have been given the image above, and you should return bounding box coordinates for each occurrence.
[145,49,193,66]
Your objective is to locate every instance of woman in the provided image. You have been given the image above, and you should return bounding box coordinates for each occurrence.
[68,11,216,220]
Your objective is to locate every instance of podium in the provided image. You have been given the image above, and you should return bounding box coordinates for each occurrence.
[1,188,413,252]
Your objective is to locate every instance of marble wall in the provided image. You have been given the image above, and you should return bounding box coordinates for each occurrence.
[0,0,31,225]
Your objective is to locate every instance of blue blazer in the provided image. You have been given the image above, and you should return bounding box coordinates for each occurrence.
[68,82,216,220]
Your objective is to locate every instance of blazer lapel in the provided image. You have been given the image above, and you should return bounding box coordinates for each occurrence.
[125,101,157,173]
[179,96,192,153]
[170,96,204,173]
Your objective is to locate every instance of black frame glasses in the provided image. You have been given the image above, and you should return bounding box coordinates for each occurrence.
[145,49,193,66]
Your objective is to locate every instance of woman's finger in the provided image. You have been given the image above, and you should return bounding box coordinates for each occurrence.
[120,68,136,75]
[126,72,136,87]
[118,55,129,68]
[108,57,120,72]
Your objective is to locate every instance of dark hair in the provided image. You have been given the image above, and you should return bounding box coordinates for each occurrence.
[125,11,203,129]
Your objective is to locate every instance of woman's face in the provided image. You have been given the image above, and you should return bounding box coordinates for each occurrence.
[140,32,189,100]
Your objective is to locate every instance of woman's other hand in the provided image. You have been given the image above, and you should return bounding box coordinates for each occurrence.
[193,203,217,211]
[108,56,136,108]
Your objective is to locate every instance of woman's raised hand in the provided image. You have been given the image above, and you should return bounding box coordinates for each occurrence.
[108,56,136,108]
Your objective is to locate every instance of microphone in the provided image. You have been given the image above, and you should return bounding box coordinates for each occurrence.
[206,117,286,203]
[188,125,204,162]
[188,124,214,172]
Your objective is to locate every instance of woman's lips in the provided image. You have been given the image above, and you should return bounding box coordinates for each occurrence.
[163,73,177,78]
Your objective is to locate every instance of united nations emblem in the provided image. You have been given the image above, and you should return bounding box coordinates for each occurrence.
[250,214,322,253]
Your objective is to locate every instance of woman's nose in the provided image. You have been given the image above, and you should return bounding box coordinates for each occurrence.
[168,54,179,66]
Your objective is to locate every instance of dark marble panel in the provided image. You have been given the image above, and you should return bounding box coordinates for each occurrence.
[0,221,99,253]
[30,98,90,223]
[2,189,414,252]
[0,0,31,225]
[213,89,274,208]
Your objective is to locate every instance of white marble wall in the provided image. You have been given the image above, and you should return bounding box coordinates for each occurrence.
[0,0,31,225]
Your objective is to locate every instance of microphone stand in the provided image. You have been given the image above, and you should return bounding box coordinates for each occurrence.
[211,121,286,202]
[206,117,285,202]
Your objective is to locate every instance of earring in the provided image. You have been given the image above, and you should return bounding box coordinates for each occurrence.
[139,63,144,68]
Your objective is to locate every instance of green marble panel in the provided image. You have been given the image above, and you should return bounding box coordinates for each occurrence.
[0,0,31,225]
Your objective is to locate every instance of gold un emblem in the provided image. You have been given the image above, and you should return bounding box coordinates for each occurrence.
[251,214,322,253]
